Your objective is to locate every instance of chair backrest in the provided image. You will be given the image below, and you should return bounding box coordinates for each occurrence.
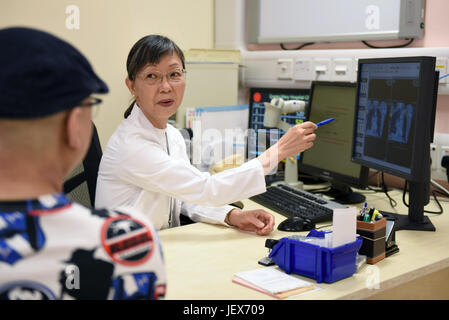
[63,122,102,207]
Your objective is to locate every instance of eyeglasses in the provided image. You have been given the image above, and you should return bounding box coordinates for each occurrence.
[79,97,103,107]
[79,97,103,118]
[139,68,187,86]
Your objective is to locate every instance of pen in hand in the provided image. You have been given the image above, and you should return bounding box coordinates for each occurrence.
[316,118,335,127]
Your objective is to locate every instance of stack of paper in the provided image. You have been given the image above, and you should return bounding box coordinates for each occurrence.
[232,268,315,299]
[332,207,357,247]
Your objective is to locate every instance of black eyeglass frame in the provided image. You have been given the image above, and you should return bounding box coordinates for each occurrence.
[78,97,103,107]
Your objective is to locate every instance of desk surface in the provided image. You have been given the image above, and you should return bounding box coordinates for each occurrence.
[158,187,449,300]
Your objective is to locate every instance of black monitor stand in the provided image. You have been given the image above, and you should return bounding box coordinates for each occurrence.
[380,181,435,232]
[320,182,366,205]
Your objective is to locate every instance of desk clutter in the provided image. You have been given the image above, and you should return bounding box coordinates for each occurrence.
[359,202,383,222]
[267,230,362,284]
[248,204,399,295]
[357,215,387,264]
[259,207,362,284]
[232,267,316,299]
[356,203,399,264]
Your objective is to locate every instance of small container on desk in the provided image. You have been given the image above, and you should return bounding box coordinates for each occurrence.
[268,231,362,283]
[356,218,386,264]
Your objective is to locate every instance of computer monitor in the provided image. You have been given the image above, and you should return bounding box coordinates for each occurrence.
[248,88,309,180]
[352,56,438,231]
[298,81,369,205]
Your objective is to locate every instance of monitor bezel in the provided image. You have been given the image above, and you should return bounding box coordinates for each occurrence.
[351,56,436,183]
[298,81,369,190]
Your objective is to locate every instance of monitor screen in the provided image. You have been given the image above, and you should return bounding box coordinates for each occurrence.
[248,87,309,164]
[353,61,422,178]
[299,81,369,204]
[352,56,438,231]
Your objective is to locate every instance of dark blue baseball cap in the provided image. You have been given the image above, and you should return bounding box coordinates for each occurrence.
[0,27,109,119]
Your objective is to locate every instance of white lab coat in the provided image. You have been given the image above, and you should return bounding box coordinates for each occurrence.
[95,104,267,230]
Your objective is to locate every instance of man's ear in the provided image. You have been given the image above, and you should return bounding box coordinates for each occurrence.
[65,107,84,149]
[125,77,136,96]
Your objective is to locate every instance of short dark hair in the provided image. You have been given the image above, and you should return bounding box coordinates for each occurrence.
[124,34,185,118]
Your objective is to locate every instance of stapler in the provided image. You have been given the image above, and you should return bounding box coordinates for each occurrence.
[258,239,279,266]
[385,216,399,257]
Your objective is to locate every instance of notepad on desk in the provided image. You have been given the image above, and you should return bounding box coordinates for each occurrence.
[232,267,315,299]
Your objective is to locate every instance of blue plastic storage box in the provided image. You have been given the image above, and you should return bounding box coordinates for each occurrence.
[268,231,362,283]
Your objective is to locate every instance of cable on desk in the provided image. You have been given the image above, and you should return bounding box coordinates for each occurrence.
[381,172,397,208]
[365,170,390,194]
[402,180,444,215]
[435,196,449,203]
[433,190,449,202]
[431,179,449,197]
[366,185,384,193]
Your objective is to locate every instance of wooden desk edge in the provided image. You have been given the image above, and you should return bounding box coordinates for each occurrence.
[339,257,449,300]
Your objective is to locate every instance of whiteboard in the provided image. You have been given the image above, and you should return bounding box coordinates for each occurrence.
[247,0,424,44]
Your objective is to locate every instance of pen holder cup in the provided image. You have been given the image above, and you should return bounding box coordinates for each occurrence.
[357,218,386,264]
[268,231,362,284]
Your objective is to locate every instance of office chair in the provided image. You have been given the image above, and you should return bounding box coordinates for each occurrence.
[177,128,245,225]
[178,128,196,226]
[63,122,102,208]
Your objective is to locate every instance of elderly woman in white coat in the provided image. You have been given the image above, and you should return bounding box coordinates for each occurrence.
[95,34,318,235]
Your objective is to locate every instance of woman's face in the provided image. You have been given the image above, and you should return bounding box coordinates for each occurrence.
[126,52,185,129]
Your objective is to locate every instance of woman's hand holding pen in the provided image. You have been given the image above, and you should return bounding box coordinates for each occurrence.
[277,121,317,160]
[257,121,317,175]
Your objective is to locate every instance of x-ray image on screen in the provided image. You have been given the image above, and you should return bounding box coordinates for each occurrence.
[365,99,388,138]
[388,102,415,143]
[356,73,419,172]
[352,57,439,232]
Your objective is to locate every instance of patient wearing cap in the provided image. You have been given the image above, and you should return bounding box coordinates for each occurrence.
[0,27,165,300]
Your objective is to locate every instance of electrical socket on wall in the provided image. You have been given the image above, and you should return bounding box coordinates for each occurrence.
[293,58,313,81]
[242,47,449,94]
[332,58,355,82]
[276,58,293,80]
[436,57,448,84]
[431,143,438,169]
[312,58,331,81]
[431,133,449,182]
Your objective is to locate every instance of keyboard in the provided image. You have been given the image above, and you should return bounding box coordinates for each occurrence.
[250,184,347,223]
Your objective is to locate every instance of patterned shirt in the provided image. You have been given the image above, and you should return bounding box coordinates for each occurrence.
[0,193,166,300]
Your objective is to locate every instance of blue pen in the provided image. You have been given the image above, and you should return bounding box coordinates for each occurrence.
[316,118,335,127]
[360,202,367,217]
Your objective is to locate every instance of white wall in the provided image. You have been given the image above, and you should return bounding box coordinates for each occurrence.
[0,0,215,146]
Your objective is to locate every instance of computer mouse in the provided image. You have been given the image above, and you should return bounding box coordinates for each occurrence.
[277,217,315,232]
